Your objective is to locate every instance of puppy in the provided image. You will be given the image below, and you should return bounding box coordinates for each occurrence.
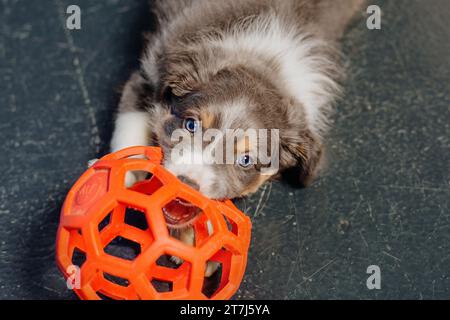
[111,0,364,276]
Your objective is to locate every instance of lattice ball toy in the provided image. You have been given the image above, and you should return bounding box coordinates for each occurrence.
[56,146,252,300]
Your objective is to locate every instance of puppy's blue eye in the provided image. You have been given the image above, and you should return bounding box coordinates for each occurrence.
[237,154,253,168]
[184,118,199,133]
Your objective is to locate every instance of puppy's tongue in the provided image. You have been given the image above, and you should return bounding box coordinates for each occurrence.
[162,199,201,228]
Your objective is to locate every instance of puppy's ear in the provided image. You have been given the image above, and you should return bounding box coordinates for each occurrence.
[281,131,324,188]
[163,79,194,99]
[160,52,204,98]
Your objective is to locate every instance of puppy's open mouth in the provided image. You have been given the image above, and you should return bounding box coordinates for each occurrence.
[162,199,202,229]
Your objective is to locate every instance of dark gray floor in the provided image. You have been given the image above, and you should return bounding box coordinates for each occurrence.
[0,0,449,299]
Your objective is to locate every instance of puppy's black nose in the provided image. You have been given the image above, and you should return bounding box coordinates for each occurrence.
[177,175,200,191]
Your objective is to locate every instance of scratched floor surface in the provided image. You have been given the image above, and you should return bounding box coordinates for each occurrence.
[0,0,449,299]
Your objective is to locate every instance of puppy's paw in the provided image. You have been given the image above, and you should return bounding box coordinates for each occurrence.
[170,255,184,265]
[205,261,220,277]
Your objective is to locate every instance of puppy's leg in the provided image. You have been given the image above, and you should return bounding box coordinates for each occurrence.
[205,260,221,278]
[111,112,150,152]
[111,73,152,187]
[203,221,220,277]
[111,111,151,187]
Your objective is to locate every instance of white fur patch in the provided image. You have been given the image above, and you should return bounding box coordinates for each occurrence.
[164,148,217,198]
[110,111,150,152]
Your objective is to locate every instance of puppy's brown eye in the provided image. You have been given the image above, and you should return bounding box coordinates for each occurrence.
[237,154,253,168]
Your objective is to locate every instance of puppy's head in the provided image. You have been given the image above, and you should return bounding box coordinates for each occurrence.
[144,64,324,207]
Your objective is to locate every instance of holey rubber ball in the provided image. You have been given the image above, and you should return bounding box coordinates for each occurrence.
[56,146,252,300]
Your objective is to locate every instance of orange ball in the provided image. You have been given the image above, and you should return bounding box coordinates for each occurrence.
[56,146,252,300]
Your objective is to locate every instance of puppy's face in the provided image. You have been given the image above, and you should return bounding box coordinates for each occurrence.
[157,96,274,201]
[147,66,323,205]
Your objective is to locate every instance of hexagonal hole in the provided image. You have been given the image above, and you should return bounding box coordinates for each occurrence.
[202,261,222,298]
[103,272,130,287]
[71,247,86,268]
[163,198,203,230]
[148,253,191,295]
[126,170,163,194]
[104,236,141,261]
[98,212,112,232]
[124,207,148,231]
[202,248,233,298]
[223,215,238,236]
[151,279,173,293]
[156,254,183,270]
[169,226,197,248]
[125,170,149,188]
